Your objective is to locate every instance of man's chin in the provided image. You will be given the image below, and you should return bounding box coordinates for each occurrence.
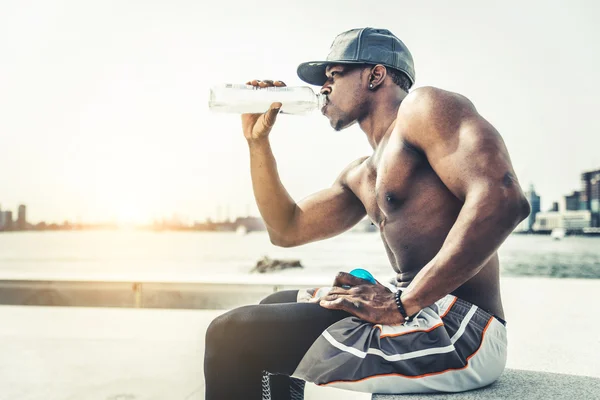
[325,118,337,130]
[324,113,350,131]
[327,116,343,131]
[332,118,351,131]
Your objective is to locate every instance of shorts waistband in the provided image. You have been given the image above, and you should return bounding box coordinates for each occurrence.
[438,295,507,329]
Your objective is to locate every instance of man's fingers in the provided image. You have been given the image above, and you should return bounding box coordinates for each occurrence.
[258,80,277,88]
[333,271,369,288]
[319,297,343,310]
[320,297,360,312]
[326,286,350,296]
[321,292,342,302]
[320,296,345,309]
[245,79,284,87]
[245,79,285,89]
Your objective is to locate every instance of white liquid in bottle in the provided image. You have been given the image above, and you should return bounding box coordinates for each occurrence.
[209,84,325,115]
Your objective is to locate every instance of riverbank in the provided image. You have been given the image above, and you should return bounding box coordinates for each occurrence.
[0,276,598,399]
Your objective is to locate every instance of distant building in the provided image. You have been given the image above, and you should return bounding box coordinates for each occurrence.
[1,211,13,231]
[581,168,600,227]
[533,210,591,232]
[17,204,27,230]
[565,191,582,211]
[515,184,541,232]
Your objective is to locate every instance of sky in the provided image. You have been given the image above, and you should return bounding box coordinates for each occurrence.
[1,0,599,225]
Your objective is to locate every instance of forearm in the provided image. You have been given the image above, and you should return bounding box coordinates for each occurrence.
[402,188,529,315]
[247,138,297,238]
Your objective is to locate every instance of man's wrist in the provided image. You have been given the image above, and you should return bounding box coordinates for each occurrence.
[400,291,422,318]
[247,136,270,147]
[393,290,410,321]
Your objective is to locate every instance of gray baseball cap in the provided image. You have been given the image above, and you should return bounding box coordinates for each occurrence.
[297,27,415,88]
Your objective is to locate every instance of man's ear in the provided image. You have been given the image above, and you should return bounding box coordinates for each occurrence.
[368,65,387,90]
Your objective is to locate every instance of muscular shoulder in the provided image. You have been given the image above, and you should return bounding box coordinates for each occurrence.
[396,86,480,148]
[399,86,477,121]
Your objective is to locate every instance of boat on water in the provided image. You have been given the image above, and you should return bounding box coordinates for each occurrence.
[583,227,600,236]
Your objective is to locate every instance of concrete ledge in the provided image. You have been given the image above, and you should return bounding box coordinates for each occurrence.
[0,279,323,309]
[372,369,600,399]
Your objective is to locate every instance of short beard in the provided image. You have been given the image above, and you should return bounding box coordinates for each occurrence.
[332,113,352,131]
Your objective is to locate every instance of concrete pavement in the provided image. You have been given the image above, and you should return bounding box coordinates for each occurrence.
[0,277,598,399]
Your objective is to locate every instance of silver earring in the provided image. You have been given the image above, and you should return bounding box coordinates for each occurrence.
[369,84,374,89]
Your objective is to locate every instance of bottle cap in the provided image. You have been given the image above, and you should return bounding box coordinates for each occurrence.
[348,268,376,284]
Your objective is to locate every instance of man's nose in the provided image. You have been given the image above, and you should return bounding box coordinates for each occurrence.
[320,85,331,96]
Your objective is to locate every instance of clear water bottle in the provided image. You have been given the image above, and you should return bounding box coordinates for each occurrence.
[208,84,325,115]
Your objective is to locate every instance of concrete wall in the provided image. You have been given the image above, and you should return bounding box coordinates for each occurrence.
[0,279,316,309]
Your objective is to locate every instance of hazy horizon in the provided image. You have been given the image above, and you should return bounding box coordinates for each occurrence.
[1,0,599,225]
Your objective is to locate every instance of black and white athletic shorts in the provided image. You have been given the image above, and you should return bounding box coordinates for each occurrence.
[293,287,507,394]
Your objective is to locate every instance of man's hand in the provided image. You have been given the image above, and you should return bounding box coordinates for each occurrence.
[319,272,405,325]
[242,79,286,141]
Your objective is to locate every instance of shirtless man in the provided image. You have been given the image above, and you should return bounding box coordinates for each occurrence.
[204,28,530,400]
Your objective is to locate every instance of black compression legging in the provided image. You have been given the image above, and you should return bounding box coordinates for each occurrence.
[204,290,351,400]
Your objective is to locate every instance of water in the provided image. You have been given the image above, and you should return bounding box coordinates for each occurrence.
[0,231,598,281]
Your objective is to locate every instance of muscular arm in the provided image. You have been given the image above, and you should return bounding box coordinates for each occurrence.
[248,137,367,247]
[399,87,530,315]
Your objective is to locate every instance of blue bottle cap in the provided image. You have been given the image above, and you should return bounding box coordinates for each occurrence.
[348,268,376,284]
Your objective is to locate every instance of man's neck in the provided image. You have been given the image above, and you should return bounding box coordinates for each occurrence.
[359,91,407,149]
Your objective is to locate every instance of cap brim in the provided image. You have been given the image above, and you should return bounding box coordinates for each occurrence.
[297,60,365,86]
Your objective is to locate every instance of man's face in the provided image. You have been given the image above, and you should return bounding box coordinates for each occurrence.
[320,64,369,131]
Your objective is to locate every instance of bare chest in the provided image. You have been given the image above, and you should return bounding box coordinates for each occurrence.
[346,135,463,276]
[350,137,427,227]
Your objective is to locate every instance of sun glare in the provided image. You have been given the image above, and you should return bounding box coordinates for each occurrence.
[114,202,152,227]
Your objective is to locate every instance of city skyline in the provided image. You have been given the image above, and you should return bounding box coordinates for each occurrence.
[0,202,256,227]
[1,1,599,224]
[3,166,598,229]
[0,201,268,233]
